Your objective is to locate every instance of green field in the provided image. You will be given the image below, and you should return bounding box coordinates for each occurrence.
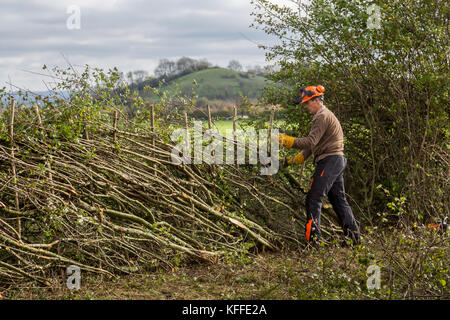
[158,68,268,100]
[203,120,242,135]
[203,120,285,136]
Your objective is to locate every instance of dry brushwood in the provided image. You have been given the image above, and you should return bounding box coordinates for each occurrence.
[0,95,338,288]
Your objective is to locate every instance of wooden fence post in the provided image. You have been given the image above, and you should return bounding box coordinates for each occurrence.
[9,98,21,241]
[184,112,195,214]
[151,105,155,147]
[269,106,275,160]
[233,106,238,169]
[113,109,118,144]
[84,122,89,140]
[207,105,212,132]
[207,105,216,176]
[33,104,42,127]
[151,105,157,175]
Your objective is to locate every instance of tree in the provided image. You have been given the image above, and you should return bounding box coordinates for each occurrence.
[133,70,149,84]
[196,58,213,70]
[126,71,133,84]
[228,60,243,71]
[154,59,177,78]
[251,0,449,222]
[177,56,197,74]
[154,57,212,79]
[247,64,266,76]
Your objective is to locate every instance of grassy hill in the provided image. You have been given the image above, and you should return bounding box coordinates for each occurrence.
[150,68,268,101]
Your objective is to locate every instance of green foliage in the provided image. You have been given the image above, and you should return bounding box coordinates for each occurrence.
[277,226,449,299]
[251,0,449,222]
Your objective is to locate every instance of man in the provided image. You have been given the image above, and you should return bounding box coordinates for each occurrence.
[279,85,360,246]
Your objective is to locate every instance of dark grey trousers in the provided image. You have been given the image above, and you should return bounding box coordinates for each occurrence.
[305,155,360,244]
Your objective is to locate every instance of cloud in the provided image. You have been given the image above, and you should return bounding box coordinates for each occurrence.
[0,0,276,91]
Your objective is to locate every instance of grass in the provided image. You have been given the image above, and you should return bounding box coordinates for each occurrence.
[160,68,268,100]
[3,226,448,300]
[1,249,355,300]
[203,120,243,135]
[202,120,286,136]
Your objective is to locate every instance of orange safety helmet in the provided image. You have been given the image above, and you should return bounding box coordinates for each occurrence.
[300,85,325,104]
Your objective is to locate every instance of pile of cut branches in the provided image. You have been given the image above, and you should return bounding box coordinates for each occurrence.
[0,101,309,288]
[0,66,339,288]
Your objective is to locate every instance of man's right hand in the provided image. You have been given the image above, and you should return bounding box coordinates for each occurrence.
[286,153,305,165]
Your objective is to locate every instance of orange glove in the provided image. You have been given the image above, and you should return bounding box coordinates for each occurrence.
[287,153,305,165]
[278,134,295,149]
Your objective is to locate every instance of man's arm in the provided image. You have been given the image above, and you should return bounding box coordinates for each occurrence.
[302,148,312,161]
[291,114,327,150]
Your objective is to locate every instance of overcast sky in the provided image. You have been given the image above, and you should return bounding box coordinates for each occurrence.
[0,0,294,91]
